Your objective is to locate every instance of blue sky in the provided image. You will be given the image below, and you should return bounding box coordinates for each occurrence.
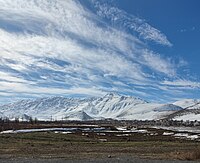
[0,0,200,104]
[119,0,200,66]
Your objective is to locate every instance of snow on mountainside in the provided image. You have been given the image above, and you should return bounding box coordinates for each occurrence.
[0,97,93,121]
[154,104,183,112]
[164,99,200,121]
[83,93,148,119]
[116,103,182,120]
[173,99,200,109]
[0,93,198,121]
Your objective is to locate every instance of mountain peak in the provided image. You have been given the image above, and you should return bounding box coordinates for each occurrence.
[103,92,121,98]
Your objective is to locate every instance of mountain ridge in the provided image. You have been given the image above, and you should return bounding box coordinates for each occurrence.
[0,93,200,121]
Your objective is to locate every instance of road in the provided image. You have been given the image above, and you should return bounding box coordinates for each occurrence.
[0,157,199,163]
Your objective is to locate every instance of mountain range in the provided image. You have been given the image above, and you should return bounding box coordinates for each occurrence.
[0,93,200,121]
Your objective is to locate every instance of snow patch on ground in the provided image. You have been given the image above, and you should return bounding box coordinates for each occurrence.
[163,132,174,136]
[154,126,200,134]
[174,133,199,140]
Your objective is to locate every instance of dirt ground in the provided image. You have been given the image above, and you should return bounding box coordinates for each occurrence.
[0,157,200,163]
[0,129,200,161]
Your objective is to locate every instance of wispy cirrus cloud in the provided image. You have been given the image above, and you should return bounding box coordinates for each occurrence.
[162,80,200,89]
[0,0,197,103]
[139,49,176,76]
[91,0,173,46]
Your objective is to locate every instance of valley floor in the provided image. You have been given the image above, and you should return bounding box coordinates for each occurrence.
[1,123,200,162]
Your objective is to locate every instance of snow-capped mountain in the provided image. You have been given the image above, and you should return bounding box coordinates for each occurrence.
[0,97,93,121]
[0,93,199,121]
[168,99,200,121]
[173,99,200,110]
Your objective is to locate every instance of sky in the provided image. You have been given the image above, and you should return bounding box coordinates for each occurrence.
[0,0,200,104]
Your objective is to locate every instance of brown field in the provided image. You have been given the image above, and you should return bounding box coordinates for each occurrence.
[0,122,200,161]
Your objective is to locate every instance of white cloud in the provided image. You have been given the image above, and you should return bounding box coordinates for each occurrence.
[0,80,104,97]
[0,0,196,103]
[141,49,176,76]
[162,80,200,89]
[92,0,172,46]
[0,72,29,83]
